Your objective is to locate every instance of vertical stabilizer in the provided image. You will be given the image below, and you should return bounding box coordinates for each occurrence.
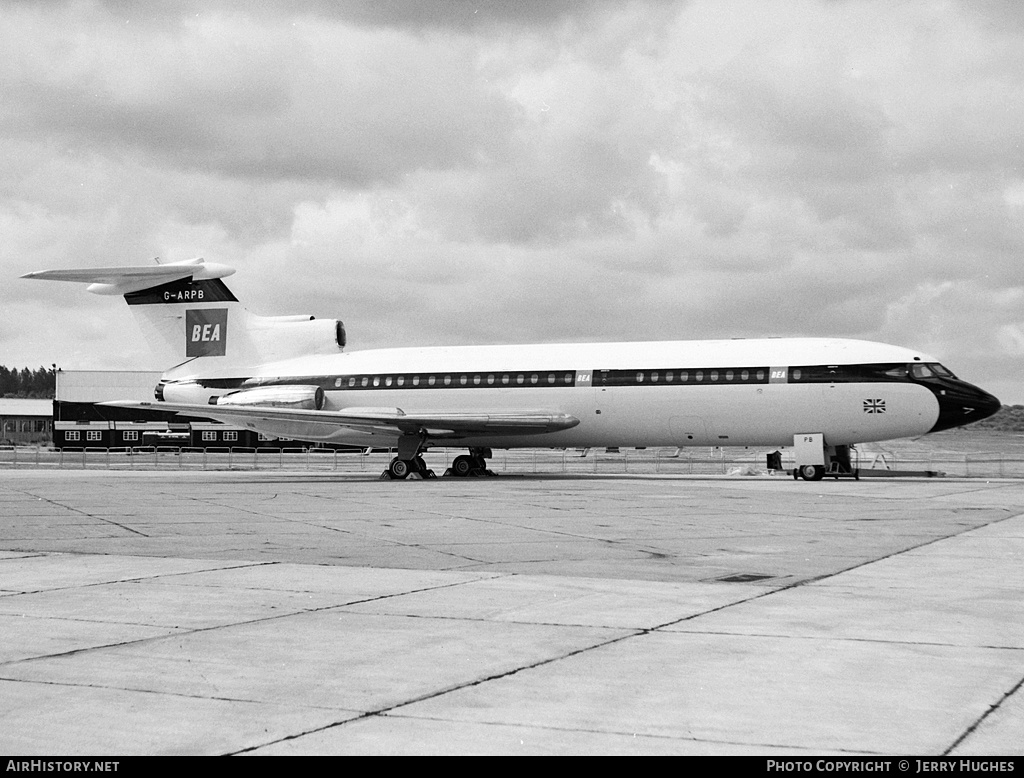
[125,275,242,364]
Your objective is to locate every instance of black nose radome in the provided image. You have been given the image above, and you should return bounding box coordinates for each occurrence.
[929,382,1001,433]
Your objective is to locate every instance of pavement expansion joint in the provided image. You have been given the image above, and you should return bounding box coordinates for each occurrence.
[944,673,1024,756]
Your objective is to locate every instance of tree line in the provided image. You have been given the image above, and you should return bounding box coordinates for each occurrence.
[975,404,1024,432]
[0,365,56,398]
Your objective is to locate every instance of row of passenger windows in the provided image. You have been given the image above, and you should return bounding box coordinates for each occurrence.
[259,362,938,393]
[328,367,773,390]
[597,368,769,386]
[332,372,578,389]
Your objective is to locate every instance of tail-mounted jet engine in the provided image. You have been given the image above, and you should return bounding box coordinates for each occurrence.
[251,316,346,358]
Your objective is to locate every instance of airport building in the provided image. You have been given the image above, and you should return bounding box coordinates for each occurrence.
[0,398,53,446]
[50,370,315,450]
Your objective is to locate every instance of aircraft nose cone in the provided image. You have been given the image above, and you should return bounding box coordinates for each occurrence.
[930,382,1001,433]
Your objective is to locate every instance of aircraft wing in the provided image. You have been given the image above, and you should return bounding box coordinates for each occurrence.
[102,401,580,438]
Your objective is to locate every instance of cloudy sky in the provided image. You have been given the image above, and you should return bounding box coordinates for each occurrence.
[3,0,1023,403]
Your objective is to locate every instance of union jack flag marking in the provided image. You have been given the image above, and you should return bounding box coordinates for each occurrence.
[864,399,886,414]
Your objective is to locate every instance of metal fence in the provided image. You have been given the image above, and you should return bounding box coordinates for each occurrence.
[1,445,1022,478]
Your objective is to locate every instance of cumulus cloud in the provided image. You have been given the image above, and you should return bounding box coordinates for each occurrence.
[2,0,1023,404]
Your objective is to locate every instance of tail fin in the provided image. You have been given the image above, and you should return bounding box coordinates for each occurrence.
[22,258,346,370]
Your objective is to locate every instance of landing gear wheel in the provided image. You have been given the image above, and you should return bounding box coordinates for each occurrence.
[388,457,411,480]
[452,455,474,477]
[413,455,427,473]
[799,464,826,481]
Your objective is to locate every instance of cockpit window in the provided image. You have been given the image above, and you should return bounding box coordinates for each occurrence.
[909,363,957,380]
[911,364,935,379]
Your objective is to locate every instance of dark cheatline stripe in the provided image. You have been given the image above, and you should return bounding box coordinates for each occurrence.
[236,362,973,393]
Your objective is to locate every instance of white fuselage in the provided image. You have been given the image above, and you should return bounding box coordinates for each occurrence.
[164,337,943,450]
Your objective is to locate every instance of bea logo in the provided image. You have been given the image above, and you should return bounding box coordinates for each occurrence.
[185,309,228,357]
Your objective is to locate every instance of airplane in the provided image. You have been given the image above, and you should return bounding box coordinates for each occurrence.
[23,257,1002,480]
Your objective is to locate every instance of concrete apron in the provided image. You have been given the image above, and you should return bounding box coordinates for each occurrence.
[0,471,1021,755]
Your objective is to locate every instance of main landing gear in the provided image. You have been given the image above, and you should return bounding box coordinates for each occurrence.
[381,431,437,480]
[385,455,435,480]
[444,448,495,478]
[380,436,494,480]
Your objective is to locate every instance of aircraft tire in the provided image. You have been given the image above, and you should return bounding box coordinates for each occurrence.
[452,455,474,477]
[389,458,411,479]
[799,464,825,481]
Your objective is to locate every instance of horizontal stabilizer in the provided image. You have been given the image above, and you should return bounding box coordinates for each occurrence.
[22,258,234,295]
